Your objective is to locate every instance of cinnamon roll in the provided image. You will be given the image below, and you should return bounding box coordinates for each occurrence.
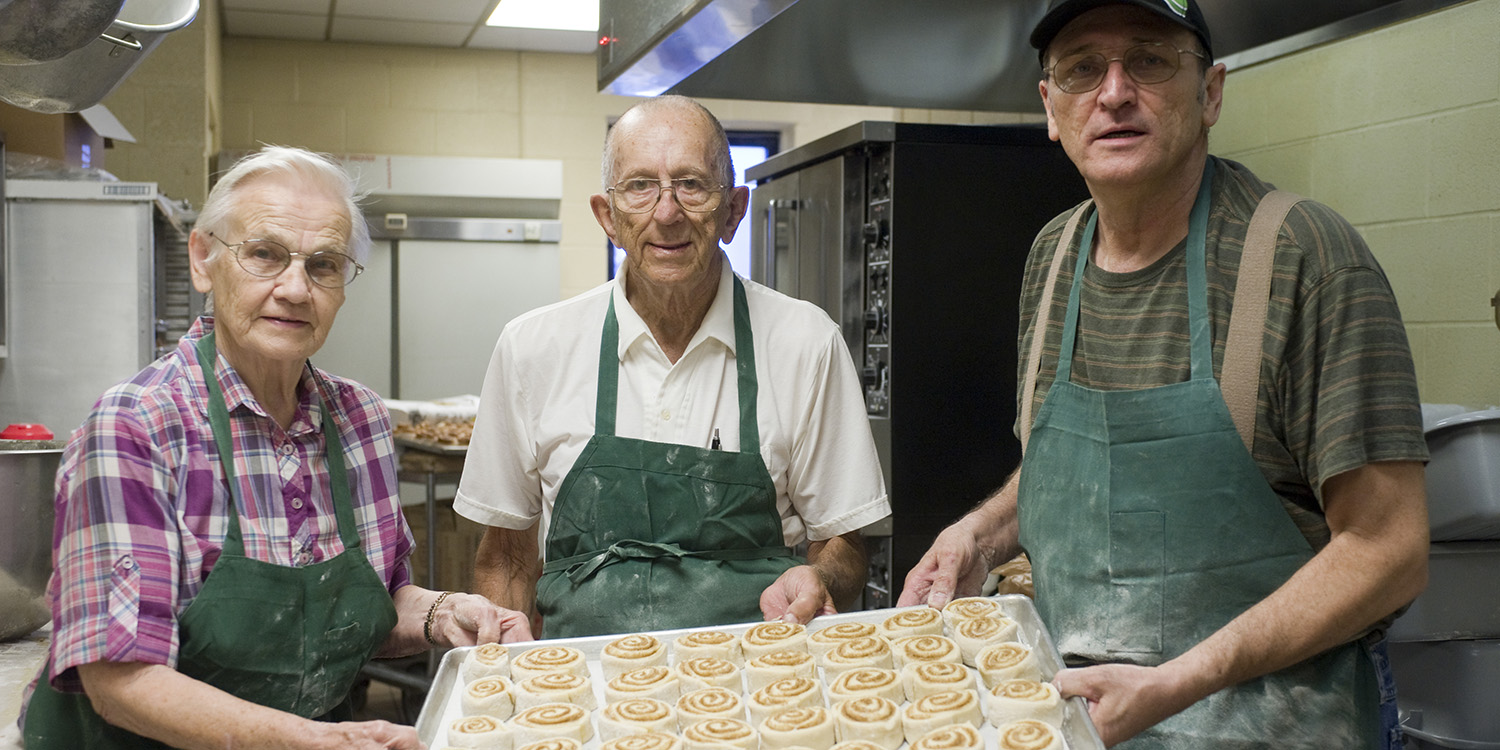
[511,646,590,682]
[746,649,818,691]
[759,707,836,750]
[682,718,759,750]
[447,715,514,749]
[598,698,677,742]
[514,740,582,750]
[829,696,902,750]
[677,686,746,728]
[909,724,984,750]
[510,702,594,745]
[603,634,669,680]
[747,677,825,725]
[462,643,513,682]
[462,676,517,719]
[900,661,973,702]
[741,622,809,660]
[985,680,1064,728]
[900,691,983,743]
[830,741,888,750]
[674,656,743,692]
[606,666,681,705]
[515,672,596,711]
[600,732,685,750]
[993,719,1063,750]
[826,668,903,705]
[808,622,877,659]
[974,643,1043,688]
[675,630,743,665]
[950,615,1021,667]
[820,637,893,675]
[877,607,944,640]
[888,635,962,670]
[939,596,1004,629]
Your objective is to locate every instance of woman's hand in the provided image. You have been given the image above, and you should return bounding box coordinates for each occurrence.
[318,719,425,749]
[430,591,534,646]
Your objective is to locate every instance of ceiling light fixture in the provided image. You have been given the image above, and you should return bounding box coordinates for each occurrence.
[486,0,599,32]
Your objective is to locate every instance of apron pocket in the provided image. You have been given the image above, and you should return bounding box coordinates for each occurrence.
[1107,510,1164,656]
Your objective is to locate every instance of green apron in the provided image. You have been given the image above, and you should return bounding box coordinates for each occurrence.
[1016,162,1382,748]
[23,330,398,749]
[537,276,799,638]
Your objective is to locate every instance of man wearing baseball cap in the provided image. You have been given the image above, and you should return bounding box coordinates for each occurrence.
[900,1,1430,747]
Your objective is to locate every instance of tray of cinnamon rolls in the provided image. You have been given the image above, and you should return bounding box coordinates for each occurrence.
[416,596,1104,750]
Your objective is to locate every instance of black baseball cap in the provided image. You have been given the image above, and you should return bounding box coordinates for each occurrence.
[1030,0,1213,63]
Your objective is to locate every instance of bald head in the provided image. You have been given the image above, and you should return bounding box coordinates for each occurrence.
[601,96,735,191]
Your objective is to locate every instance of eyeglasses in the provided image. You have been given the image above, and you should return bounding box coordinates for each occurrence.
[607,177,727,214]
[1045,42,1207,94]
[208,232,364,289]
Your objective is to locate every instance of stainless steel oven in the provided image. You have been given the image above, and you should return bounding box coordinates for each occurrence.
[748,122,1089,606]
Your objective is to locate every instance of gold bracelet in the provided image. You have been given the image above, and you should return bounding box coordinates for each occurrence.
[424,591,455,646]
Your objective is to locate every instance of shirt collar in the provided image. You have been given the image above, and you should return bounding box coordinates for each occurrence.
[184,315,322,435]
[610,259,737,362]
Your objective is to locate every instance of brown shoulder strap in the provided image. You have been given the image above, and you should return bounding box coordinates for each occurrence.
[1020,203,1090,455]
[1222,190,1304,452]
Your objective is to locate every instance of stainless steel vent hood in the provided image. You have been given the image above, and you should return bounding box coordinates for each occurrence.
[598,0,1465,112]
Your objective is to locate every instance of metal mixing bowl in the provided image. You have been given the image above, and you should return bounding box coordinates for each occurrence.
[0,439,63,641]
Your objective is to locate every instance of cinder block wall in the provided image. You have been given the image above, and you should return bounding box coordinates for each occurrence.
[214,41,1039,301]
[1215,0,1500,406]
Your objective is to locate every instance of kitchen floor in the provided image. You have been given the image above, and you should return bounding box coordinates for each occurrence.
[353,679,413,724]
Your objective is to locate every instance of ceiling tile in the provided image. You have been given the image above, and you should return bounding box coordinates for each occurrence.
[467,26,598,54]
[222,0,331,12]
[336,0,491,24]
[224,10,328,41]
[330,17,473,47]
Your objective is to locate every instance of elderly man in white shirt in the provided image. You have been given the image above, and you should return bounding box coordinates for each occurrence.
[456,95,890,638]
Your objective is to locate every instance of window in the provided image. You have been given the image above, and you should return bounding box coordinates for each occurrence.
[608,130,781,280]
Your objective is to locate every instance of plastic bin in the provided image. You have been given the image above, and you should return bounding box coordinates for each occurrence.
[1424,409,1500,542]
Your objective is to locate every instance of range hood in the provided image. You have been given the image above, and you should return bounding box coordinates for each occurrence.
[598,0,1463,113]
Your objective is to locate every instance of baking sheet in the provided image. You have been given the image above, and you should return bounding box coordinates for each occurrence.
[415,596,1104,750]
[395,435,469,456]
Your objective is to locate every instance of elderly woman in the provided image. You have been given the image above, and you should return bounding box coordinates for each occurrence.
[20,146,530,750]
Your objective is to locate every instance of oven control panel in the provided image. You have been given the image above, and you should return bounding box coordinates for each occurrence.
[862,146,892,417]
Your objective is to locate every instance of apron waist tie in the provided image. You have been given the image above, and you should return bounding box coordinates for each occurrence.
[545,540,795,584]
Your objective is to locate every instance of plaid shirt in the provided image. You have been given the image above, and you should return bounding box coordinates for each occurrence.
[37,316,412,693]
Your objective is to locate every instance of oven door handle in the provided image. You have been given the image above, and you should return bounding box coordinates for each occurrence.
[765,198,798,292]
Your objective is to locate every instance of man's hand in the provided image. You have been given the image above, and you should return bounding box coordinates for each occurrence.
[318,720,424,750]
[1052,663,1203,747]
[896,522,991,609]
[760,565,836,624]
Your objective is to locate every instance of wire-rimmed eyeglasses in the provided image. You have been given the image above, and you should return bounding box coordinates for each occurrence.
[1045,42,1208,94]
[607,177,728,214]
[209,232,364,289]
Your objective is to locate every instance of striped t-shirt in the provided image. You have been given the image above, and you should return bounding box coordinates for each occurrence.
[1015,157,1427,550]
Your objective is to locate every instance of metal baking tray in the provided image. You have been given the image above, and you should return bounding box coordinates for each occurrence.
[415,596,1104,749]
[395,435,469,456]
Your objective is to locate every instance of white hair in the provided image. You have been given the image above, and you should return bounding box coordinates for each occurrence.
[601,95,735,190]
[198,145,371,265]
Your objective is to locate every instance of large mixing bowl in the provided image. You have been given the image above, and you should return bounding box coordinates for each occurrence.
[0,439,63,641]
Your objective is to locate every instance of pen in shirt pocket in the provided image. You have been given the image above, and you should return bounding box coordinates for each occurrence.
[711,428,721,450]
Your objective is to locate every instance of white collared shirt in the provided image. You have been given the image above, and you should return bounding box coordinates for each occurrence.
[455,261,890,546]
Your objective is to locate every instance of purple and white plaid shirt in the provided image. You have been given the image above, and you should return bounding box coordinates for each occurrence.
[36,316,412,693]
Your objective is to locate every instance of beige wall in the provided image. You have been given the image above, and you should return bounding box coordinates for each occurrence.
[1214,0,1500,407]
[111,0,1497,406]
[100,0,220,206]
[213,39,1039,301]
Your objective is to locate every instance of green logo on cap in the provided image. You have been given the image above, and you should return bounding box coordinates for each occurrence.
[1164,0,1189,16]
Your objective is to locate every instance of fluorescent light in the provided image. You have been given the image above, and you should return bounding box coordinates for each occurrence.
[486,0,599,31]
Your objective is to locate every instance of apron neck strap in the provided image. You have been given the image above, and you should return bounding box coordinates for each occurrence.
[194,330,363,556]
[596,275,759,447]
[1058,159,1217,382]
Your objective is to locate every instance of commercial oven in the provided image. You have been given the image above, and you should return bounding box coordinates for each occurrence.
[747,122,1089,606]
